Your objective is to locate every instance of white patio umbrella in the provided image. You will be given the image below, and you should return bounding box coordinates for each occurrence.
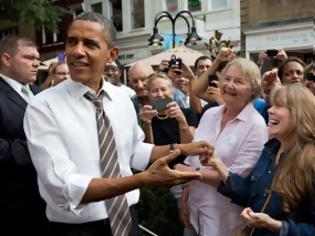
[38,53,66,70]
[38,57,59,70]
[127,45,206,67]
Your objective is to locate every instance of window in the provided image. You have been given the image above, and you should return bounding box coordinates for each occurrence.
[42,26,53,45]
[0,27,18,40]
[41,22,63,45]
[91,2,102,14]
[110,0,123,32]
[131,0,145,29]
[212,0,228,9]
[166,0,178,13]
[188,0,201,12]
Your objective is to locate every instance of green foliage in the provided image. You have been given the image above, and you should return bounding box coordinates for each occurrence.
[138,187,183,236]
[204,30,235,60]
[189,0,201,7]
[0,0,70,32]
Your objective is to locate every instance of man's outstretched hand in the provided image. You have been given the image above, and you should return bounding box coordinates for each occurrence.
[144,149,202,187]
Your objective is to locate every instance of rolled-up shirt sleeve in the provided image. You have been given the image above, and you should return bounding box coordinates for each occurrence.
[24,100,92,215]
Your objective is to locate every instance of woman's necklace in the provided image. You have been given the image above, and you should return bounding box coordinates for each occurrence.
[156,114,169,120]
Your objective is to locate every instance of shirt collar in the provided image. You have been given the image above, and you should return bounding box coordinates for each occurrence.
[264,138,282,160]
[67,77,114,101]
[236,102,255,122]
[213,102,254,122]
[0,73,24,93]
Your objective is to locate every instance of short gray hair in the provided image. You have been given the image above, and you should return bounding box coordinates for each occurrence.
[221,58,262,100]
[73,12,117,48]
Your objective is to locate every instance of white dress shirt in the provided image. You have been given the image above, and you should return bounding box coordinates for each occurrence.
[0,73,34,101]
[185,103,268,236]
[24,78,153,223]
[117,83,136,98]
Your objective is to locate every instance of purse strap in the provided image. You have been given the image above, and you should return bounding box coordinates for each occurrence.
[248,191,272,236]
[260,191,272,213]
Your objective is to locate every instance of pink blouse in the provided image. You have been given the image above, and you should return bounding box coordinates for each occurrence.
[185,103,268,236]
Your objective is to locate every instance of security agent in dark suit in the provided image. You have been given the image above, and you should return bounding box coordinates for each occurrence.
[0,35,48,235]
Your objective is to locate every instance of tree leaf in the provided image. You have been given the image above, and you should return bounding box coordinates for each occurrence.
[0,0,71,32]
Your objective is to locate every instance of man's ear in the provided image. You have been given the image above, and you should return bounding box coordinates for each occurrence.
[1,53,11,67]
[107,47,119,64]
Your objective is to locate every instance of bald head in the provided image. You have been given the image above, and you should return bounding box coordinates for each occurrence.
[128,62,153,79]
[128,62,154,97]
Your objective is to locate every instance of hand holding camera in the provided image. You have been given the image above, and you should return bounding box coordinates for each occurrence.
[151,98,173,110]
[139,105,158,124]
[168,55,183,76]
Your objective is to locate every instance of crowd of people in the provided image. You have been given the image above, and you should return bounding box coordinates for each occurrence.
[0,11,314,236]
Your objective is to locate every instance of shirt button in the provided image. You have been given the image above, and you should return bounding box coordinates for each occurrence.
[268,170,271,174]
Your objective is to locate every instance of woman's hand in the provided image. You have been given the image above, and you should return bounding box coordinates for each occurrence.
[200,153,229,183]
[166,101,186,122]
[241,207,282,231]
[139,105,158,124]
[206,84,224,104]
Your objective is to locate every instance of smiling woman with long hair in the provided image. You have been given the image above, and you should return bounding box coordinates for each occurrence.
[208,84,315,236]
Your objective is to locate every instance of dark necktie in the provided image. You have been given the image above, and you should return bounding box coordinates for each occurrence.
[85,91,132,236]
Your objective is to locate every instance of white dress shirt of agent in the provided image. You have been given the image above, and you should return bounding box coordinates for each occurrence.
[104,60,135,98]
[23,12,212,228]
[177,58,268,236]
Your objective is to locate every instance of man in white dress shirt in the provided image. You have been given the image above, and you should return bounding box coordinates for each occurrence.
[23,12,212,236]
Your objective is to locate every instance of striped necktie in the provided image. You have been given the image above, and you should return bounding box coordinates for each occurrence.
[84,91,132,236]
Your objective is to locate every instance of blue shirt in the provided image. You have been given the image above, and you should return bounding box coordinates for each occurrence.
[253,98,269,124]
[218,138,315,236]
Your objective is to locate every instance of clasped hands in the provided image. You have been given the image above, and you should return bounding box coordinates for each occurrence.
[145,141,214,186]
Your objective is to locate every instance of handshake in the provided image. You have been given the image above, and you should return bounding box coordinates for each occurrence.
[173,143,228,183]
[145,141,215,186]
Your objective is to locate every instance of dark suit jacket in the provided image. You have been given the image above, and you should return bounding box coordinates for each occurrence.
[0,77,48,234]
